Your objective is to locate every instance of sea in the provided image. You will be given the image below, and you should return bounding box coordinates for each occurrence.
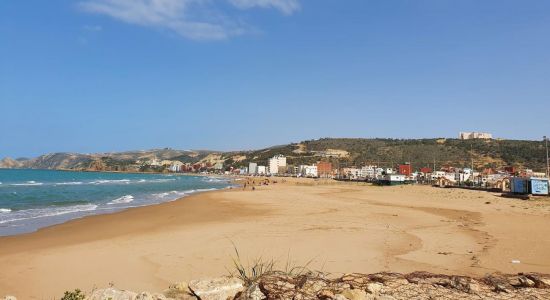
[0,169,233,236]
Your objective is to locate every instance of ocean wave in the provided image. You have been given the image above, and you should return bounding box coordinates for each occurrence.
[153,190,187,199]
[55,181,84,185]
[107,195,134,205]
[10,181,44,186]
[203,177,229,183]
[0,208,11,213]
[152,188,217,200]
[145,178,176,183]
[0,204,98,224]
[90,179,131,185]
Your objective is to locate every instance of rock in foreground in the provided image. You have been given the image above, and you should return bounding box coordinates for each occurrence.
[8,272,549,300]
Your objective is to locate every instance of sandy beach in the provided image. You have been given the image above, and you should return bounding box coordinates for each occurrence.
[1,178,550,299]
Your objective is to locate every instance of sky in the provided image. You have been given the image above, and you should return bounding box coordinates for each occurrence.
[1,0,550,158]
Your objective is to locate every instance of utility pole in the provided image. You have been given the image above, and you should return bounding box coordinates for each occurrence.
[470,143,474,171]
[545,136,549,178]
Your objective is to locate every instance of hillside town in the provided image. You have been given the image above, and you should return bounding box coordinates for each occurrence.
[148,133,550,197]
[152,153,550,196]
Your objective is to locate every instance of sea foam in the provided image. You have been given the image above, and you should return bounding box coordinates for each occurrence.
[108,195,134,205]
[11,181,44,186]
[0,204,98,224]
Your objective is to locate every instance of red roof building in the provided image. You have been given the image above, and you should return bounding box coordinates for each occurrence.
[399,164,412,176]
[316,161,333,177]
[420,167,433,174]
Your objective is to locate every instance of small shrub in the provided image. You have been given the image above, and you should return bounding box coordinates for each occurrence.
[60,289,85,300]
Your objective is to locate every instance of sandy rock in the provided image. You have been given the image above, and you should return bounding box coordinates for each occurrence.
[317,290,335,299]
[88,288,138,300]
[164,281,197,300]
[168,282,189,292]
[366,283,383,295]
[188,277,244,300]
[375,296,396,300]
[300,278,327,294]
[2,296,17,300]
[244,284,266,300]
[341,289,370,300]
[135,292,167,300]
[235,284,266,300]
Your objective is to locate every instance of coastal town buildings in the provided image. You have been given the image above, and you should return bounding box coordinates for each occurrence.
[399,164,412,176]
[298,165,318,177]
[257,166,267,175]
[316,161,333,178]
[268,155,287,175]
[342,167,362,179]
[248,162,258,175]
[360,166,376,178]
[169,161,184,172]
[459,132,493,140]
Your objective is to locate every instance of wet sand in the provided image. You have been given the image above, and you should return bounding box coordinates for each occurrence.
[1,178,550,299]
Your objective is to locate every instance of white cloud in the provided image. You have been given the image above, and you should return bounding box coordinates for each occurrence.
[228,0,300,15]
[78,0,298,40]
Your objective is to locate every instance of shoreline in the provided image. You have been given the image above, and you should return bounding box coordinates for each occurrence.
[1,179,550,299]
[0,187,255,256]
[0,186,233,243]
[0,170,239,237]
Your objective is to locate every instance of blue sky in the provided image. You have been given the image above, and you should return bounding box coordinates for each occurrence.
[1,0,550,158]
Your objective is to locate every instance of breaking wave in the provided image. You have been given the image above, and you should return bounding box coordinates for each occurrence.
[0,204,98,224]
[10,181,44,186]
[107,195,134,205]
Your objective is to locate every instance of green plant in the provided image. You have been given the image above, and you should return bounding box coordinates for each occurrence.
[60,289,85,300]
[230,244,275,285]
[228,243,315,285]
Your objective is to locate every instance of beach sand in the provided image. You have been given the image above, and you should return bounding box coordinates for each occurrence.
[1,178,550,299]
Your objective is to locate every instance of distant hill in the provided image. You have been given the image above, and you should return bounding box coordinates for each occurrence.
[1,138,547,172]
[0,149,216,172]
[220,138,548,172]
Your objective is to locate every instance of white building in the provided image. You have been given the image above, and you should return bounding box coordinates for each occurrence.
[257,166,267,175]
[248,162,258,175]
[268,155,287,175]
[342,167,362,179]
[361,166,376,178]
[298,165,318,177]
[459,132,493,140]
[432,171,456,182]
[384,174,406,184]
[169,161,184,172]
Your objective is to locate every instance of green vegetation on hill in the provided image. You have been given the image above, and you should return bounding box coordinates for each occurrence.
[223,138,548,171]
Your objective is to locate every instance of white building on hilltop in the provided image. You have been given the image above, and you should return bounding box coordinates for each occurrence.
[459,132,493,140]
[268,155,287,175]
